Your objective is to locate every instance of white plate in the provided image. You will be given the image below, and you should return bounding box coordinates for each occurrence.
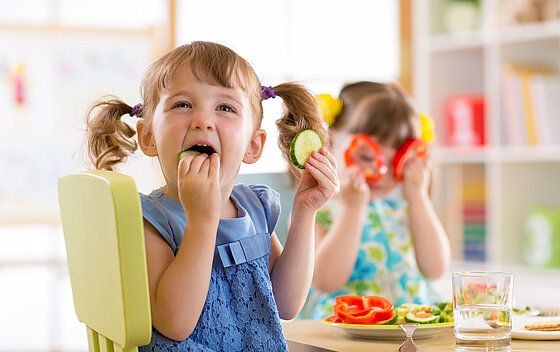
[321,318,453,340]
[512,316,560,340]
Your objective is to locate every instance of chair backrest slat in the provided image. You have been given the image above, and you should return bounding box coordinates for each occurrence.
[59,171,152,351]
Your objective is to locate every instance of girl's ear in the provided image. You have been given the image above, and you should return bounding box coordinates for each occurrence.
[243,128,266,164]
[137,120,158,157]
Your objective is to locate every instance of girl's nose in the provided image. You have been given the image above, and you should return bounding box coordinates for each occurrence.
[190,110,215,130]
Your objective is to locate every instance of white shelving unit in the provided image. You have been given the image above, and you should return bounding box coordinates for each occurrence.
[413,0,560,268]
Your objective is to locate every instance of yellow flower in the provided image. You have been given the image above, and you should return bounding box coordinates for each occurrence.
[315,94,342,126]
[419,113,436,143]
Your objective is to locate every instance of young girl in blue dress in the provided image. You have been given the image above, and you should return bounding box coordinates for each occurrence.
[300,81,450,319]
[85,41,339,351]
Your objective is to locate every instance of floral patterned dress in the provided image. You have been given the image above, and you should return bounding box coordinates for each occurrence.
[299,188,439,320]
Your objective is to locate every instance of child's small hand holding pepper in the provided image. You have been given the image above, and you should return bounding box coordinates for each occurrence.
[401,157,431,203]
[338,164,370,209]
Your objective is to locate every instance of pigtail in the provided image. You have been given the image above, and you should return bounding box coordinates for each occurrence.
[85,96,138,171]
[274,83,329,178]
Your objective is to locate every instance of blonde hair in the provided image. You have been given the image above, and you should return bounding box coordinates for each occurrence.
[344,83,419,149]
[86,41,326,176]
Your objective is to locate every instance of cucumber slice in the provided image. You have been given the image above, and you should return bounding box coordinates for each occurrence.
[405,311,440,324]
[290,129,323,169]
[179,150,201,160]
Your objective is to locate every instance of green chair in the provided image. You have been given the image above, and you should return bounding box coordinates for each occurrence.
[58,170,152,352]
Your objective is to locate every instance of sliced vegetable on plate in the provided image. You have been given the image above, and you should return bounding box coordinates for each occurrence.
[322,295,453,340]
[325,295,453,326]
[327,295,395,325]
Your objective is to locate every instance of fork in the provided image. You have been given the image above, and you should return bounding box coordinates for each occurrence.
[399,323,420,352]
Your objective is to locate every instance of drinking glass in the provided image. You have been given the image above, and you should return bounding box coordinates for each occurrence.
[452,271,513,351]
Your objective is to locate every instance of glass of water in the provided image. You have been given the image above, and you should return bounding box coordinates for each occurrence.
[452,271,514,351]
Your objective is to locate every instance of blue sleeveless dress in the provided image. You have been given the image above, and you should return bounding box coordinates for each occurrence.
[138,184,288,352]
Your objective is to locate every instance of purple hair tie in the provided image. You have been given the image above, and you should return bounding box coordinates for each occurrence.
[261,86,276,100]
[130,103,143,118]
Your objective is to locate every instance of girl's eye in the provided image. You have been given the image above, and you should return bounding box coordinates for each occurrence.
[173,101,191,109]
[216,104,235,113]
[359,155,375,162]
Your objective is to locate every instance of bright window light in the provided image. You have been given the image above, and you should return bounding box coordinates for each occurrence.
[177,0,399,174]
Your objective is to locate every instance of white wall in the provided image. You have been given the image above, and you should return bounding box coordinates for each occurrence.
[176,0,399,174]
[0,1,399,351]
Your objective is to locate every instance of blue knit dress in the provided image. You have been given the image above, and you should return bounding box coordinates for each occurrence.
[138,184,288,352]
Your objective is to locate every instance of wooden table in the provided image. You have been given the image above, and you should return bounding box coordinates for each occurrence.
[282,320,560,351]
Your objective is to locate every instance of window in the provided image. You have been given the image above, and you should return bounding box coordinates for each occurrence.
[177,0,399,174]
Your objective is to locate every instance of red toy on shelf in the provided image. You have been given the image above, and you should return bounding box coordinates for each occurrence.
[445,95,485,147]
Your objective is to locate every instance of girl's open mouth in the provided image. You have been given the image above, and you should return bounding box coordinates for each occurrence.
[184,144,216,156]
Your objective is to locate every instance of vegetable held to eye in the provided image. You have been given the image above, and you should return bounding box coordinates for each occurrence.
[392,138,428,181]
[344,134,387,183]
[344,134,428,183]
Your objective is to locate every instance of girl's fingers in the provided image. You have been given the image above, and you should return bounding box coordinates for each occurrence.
[304,161,334,189]
[208,153,220,179]
[307,151,338,186]
[179,153,218,179]
[188,153,209,174]
[178,154,196,176]
[319,147,337,169]
[309,150,337,176]
[198,154,211,175]
[353,171,365,190]
[305,161,339,195]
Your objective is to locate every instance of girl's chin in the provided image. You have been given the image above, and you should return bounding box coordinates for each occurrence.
[368,183,396,199]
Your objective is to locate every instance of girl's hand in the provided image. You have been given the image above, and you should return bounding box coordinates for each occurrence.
[401,157,431,201]
[177,153,221,223]
[294,147,340,214]
[339,165,370,208]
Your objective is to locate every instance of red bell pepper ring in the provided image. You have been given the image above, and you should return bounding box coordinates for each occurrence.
[333,295,394,325]
[392,138,428,181]
[344,134,387,183]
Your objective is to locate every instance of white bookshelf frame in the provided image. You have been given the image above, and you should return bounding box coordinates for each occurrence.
[413,0,560,268]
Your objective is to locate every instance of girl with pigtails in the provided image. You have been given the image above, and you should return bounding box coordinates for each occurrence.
[85,41,339,351]
[299,82,450,320]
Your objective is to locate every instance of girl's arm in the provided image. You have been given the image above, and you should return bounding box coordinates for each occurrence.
[312,165,370,293]
[403,158,450,280]
[269,148,339,319]
[145,153,221,341]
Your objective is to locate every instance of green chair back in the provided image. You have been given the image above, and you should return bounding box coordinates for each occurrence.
[58,170,151,352]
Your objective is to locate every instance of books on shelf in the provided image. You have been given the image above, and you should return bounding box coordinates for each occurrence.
[462,165,486,262]
[501,64,560,146]
[439,164,487,262]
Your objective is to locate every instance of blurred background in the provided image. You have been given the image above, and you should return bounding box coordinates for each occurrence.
[1,0,559,351]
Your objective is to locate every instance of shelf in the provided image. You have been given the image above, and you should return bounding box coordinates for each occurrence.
[428,20,560,52]
[432,146,490,164]
[416,0,560,268]
[498,146,560,162]
[429,31,485,53]
[433,146,560,164]
[496,20,560,45]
